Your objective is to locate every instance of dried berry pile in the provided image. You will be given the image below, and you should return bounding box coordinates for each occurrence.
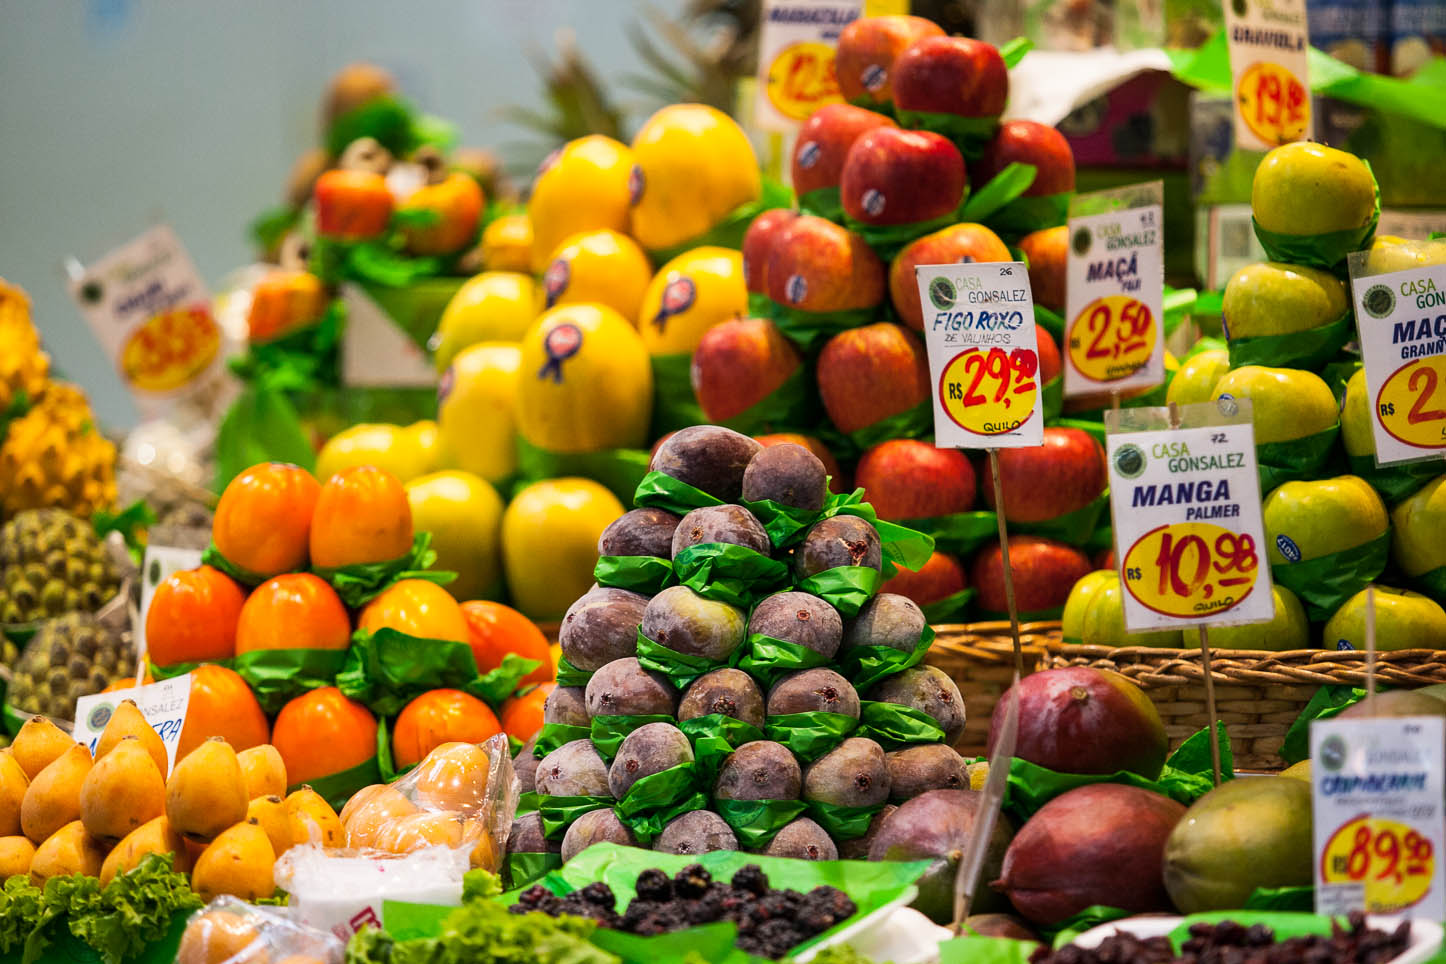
[513,863,858,958]
[1030,915,1412,964]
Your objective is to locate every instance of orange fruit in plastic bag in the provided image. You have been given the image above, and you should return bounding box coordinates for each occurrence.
[309,465,414,569]
[212,462,321,578]
[342,785,417,849]
[146,566,246,667]
[271,687,377,787]
[374,810,466,854]
[359,579,469,643]
[499,682,553,742]
[175,907,266,964]
[391,689,501,770]
[235,573,352,653]
[463,816,500,870]
[460,600,554,686]
[411,741,492,814]
[177,665,270,759]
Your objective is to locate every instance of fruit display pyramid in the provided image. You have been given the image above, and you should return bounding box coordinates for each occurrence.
[512,424,974,873]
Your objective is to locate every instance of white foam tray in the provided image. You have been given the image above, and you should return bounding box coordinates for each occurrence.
[1073,915,1444,964]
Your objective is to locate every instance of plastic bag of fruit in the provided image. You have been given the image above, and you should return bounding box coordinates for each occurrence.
[177,896,343,964]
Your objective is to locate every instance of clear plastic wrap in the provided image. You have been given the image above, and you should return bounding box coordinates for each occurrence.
[175,896,344,964]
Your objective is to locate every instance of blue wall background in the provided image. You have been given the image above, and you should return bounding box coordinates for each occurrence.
[0,0,684,429]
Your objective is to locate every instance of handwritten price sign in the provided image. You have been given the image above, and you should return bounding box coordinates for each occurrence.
[939,346,1039,438]
[1123,522,1260,620]
[1238,61,1310,147]
[1067,294,1157,383]
[120,304,222,393]
[1322,816,1436,912]
[765,42,841,121]
[1223,0,1312,151]
[754,1,859,133]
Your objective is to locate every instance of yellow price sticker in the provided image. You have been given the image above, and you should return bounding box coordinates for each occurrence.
[939,346,1039,437]
[1066,294,1156,383]
[764,41,842,122]
[120,305,221,393]
[1238,61,1310,148]
[1377,355,1446,450]
[1321,815,1436,913]
[1122,521,1260,620]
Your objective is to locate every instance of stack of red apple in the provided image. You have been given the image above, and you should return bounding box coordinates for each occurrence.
[689,15,1096,623]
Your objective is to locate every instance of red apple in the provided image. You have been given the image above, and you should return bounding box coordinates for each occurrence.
[755,433,847,493]
[974,120,1076,197]
[883,550,968,607]
[893,36,1009,119]
[983,427,1106,523]
[742,209,799,295]
[793,105,897,197]
[1037,328,1061,383]
[1019,225,1067,313]
[888,223,1011,330]
[971,536,1091,614]
[767,215,885,313]
[855,438,976,519]
[835,15,945,107]
[840,128,966,226]
[817,322,930,434]
[691,318,802,422]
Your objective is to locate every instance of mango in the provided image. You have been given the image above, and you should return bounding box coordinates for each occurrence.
[29,820,105,884]
[247,795,293,857]
[1222,262,1348,339]
[166,737,249,840]
[81,735,166,841]
[21,743,90,844]
[0,750,29,837]
[191,819,277,901]
[96,699,169,777]
[101,815,192,886]
[995,783,1184,925]
[1251,142,1376,238]
[1281,759,1311,781]
[1340,690,1446,720]
[1163,776,1312,912]
[0,836,34,878]
[176,908,267,964]
[238,745,288,799]
[12,716,75,779]
[286,786,345,848]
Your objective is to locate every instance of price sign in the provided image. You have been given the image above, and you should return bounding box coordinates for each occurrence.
[754,0,860,134]
[1105,401,1274,631]
[67,225,233,417]
[72,674,193,777]
[916,261,1044,449]
[1064,183,1165,398]
[1350,259,1446,466]
[1312,716,1446,920]
[1223,0,1312,151]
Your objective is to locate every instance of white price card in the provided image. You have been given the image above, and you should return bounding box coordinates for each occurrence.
[66,225,230,417]
[1223,0,1313,151]
[915,261,1044,449]
[1105,399,1274,631]
[1063,183,1166,398]
[754,0,860,134]
[340,282,438,388]
[1312,715,1446,920]
[1349,259,1446,467]
[72,674,193,777]
[137,545,204,658]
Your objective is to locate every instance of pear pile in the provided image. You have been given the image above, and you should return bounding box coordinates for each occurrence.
[0,705,342,899]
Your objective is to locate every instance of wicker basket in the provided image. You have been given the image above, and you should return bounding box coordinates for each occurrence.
[926,620,1446,770]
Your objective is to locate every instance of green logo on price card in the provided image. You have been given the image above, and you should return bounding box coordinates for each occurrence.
[1364,284,1396,320]
[928,277,956,311]
[1072,227,1092,256]
[1113,443,1147,479]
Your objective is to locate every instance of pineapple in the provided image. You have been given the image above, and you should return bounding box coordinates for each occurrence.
[0,383,117,519]
[0,278,50,415]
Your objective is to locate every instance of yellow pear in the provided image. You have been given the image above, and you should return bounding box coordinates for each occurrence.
[21,743,91,844]
[81,736,166,841]
[12,716,75,779]
[190,819,276,902]
[246,796,292,857]
[97,700,168,777]
[237,746,287,800]
[0,836,34,877]
[175,908,268,964]
[166,737,248,840]
[29,820,105,884]
[101,815,191,886]
[285,786,344,849]
[0,749,29,837]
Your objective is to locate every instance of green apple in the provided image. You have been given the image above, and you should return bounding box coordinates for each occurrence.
[1062,569,1116,642]
[1184,585,1309,651]
[1341,368,1374,458]
[1323,585,1446,651]
[1211,366,1338,444]
[1366,235,1446,273]
[1081,572,1184,648]
[1263,475,1388,565]
[1167,349,1230,407]
[1222,262,1348,338]
[1392,474,1446,576]
[1251,142,1376,237]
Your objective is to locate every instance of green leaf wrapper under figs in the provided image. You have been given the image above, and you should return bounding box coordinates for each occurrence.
[763,711,858,763]
[593,555,675,596]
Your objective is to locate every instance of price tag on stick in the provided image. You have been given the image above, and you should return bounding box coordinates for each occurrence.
[72,674,193,777]
[1104,399,1274,632]
[1223,0,1312,150]
[1348,254,1446,467]
[753,0,860,134]
[1064,182,1166,399]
